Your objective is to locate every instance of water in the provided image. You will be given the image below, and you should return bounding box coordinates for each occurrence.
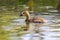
[0,13,60,40]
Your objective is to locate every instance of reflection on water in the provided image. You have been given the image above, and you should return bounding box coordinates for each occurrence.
[0,13,60,40]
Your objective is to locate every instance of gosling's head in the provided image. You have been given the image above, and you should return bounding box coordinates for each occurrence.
[20,11,30,16]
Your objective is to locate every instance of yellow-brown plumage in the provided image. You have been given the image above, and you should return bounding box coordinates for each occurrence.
[20,11,47,23]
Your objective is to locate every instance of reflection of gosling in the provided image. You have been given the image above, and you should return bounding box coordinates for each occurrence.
[20,11,46,23]
[21,22,29,31]
[21,26,29,31]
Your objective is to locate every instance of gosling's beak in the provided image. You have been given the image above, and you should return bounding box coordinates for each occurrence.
[20,14,23,16]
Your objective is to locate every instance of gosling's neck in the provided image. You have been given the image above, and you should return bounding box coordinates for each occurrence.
[25,14,30,22]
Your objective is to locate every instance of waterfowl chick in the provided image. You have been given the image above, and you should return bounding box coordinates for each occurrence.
[20,11,47,23]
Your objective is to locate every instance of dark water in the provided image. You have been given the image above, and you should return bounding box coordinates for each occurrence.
[1,13,60,40]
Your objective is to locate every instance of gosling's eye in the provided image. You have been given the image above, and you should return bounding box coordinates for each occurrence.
[23,12,25,14]
[22,11,26,14]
